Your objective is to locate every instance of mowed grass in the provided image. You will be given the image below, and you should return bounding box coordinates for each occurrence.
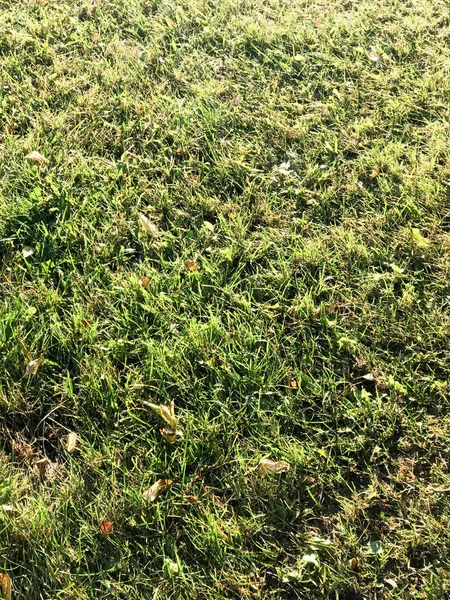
[1,0,450,597]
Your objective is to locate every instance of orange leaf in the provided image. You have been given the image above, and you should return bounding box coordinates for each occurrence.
[139,277,149,288]
[184,259,198,272]
[0,573,12,600]
[100,520,114,535]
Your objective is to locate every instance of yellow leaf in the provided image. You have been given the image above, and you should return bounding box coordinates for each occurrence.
[144,400,177,429]
[411,227,429,249]
[0,573,12,600]
[25,357,42,375]
[160,428,184,444]
[348,557,358,569]
[65,432,78,453]
[138,213,159,237]
[26,150,49,164]
[258,458,290,475]
[184,259,198,272]
[370,165,380,178]
[143,479,172,502]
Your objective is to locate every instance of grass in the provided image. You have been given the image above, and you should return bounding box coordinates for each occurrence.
[1,0,450,597]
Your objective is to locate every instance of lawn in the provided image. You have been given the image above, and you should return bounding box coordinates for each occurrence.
[1,0,450,598]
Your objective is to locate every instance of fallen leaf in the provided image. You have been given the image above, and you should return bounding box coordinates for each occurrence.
[385,578,397,589]
[185,259,198,272]
[138,213,159,237]
[301,553,319,567]
[185,494,198,504]
[0,573,12,600]
[144,400,177,429]
[304,476,316,484]
[282,568,302,583]
[348,557,358,569]
[411,227,429,249]
[100,520,114,535]
[35,457,50,476]
[18,339,31,362]
[143,479,172,502]
[289,380,298,389]
[26,150,49,164]
[139,277,149,288]
[164,557,180,574]
[258,458,290,475]
[362,373,375,381]
[175,146,188,155]
[367,540,384,555]
[65,432,78,453]
[22,246,34,258]
[368,46,380,62]
[160,428,184,444]
[203,221,215,232]
[25,357,42,375]
[370,165,380,178]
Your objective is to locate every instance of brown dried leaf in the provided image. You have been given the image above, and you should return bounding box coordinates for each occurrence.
[184,259,198,272]
[65,432,78,454]
[370,165,380,178]
[143,479,172,502]
[0,573,12,600]
[100,520,114,535]
[258,458,290,475]
[26,150,49,164]
[35,457,50,476]
[138,213,159,237]
[289,380,298,389]
[25,357,42,375]
[348,557,358,569]
[139,277,150,288]
[18,339,31,362]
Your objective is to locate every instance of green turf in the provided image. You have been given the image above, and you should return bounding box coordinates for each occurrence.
[1,0,450,598]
